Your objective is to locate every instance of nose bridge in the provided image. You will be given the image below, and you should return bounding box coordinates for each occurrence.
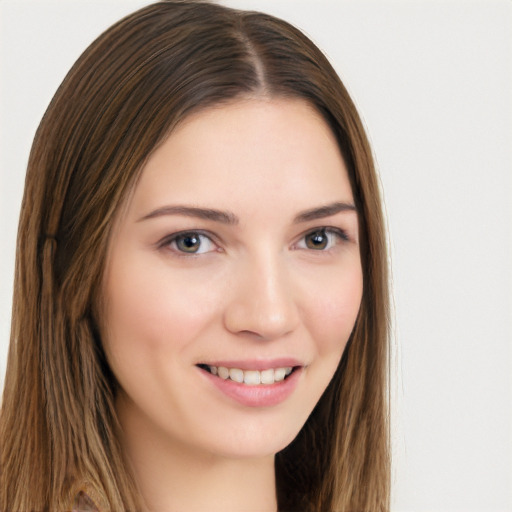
[223,247,299,340]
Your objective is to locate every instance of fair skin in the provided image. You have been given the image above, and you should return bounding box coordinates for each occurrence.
[101,97,363,512]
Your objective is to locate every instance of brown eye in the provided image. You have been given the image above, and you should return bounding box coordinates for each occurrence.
[304,229,329,250]
[297,228,348,251]
[176,233,201,253]
[168,232,216,254]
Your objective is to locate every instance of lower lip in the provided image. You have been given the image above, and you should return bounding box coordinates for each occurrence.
[199,367,303,408]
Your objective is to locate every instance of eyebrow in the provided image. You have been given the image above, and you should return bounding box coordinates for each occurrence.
[292,201,357,223]
[138,201,357,225]
[138,205,238,224]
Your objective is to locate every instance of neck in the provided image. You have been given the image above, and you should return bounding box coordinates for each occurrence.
[117,396,278,512]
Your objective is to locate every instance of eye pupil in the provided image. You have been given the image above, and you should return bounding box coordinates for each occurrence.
[177,234,201,252]
[306,230,328,250]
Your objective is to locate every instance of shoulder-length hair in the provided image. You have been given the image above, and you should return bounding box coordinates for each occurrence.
[0,2,390,510]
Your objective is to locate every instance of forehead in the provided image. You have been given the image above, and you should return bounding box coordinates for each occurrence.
[127,97,353,221]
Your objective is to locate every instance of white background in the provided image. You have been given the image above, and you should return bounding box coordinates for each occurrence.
[1,1,511,510]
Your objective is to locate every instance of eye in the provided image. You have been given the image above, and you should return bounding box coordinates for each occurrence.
[163,231,217,255]
[296,228,348,251]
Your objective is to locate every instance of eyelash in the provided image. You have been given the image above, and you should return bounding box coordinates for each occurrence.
[158,227,349,257]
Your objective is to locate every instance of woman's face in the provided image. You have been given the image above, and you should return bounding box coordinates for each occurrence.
[101,98,363,459]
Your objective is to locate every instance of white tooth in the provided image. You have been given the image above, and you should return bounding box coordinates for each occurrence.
[229,368,244,383]
[284,367,293,376]
[218,366,229,379]
[244,370,261,386]
[274,368,286,382]
[210,366,218,375]
[260,368,275,385]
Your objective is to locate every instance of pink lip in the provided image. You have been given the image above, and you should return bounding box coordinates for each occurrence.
[200,357,303,371]
[198,365,303,408]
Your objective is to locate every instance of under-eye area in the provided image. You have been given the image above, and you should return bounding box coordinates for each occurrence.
[196,364,301,386]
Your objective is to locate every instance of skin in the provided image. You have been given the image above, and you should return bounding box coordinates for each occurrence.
[101,97,363,512]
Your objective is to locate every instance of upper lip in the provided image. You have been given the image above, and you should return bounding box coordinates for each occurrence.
[197,358,304,371]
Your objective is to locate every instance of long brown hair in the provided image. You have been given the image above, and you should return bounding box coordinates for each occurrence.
[0,2,390,510]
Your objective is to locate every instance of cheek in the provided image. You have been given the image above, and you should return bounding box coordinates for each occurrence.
[303,262,363,356]
[101,252,226,362]
[287,261,363,436]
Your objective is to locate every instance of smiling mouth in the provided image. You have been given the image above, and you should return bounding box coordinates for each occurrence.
[197,364,300,386]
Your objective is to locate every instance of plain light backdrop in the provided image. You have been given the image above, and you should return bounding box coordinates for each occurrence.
[1,1,511,510]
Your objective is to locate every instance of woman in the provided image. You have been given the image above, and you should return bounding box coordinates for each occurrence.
[0,1,390,511]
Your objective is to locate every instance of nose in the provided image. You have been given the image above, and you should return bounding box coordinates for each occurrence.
[223,252,300,341]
